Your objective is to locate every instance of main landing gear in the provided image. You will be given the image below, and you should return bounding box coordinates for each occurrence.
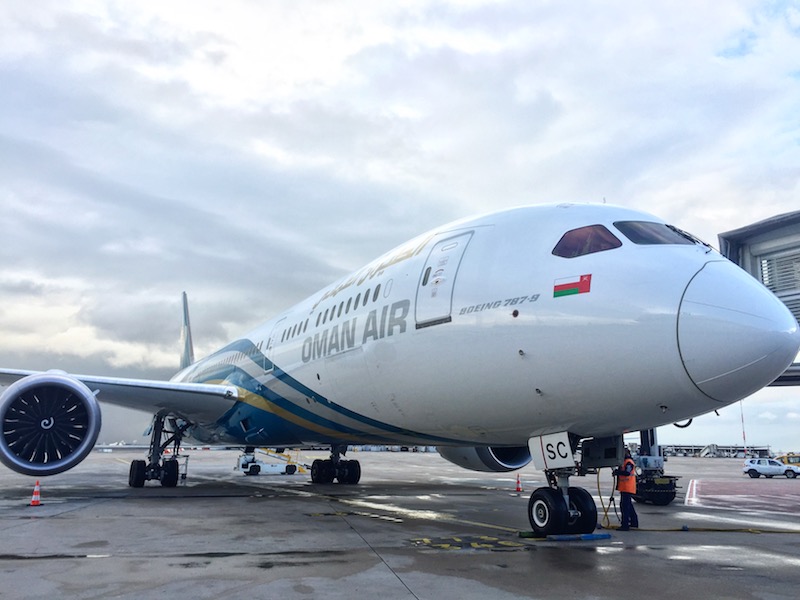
[309,445,361,484]
[527,469,598,537]
[128,412,189,488]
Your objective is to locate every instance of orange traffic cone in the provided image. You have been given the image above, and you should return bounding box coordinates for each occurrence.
[515,474,523,493]
[30,481,41,507]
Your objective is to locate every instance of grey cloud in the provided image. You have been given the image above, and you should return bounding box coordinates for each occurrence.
[0,348,176,380]
[0,2,798,452]
[0,278,50,297]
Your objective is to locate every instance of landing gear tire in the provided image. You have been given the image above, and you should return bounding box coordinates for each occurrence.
[528,487,568,537]
[337,460,361,484]
[310,459,322,483]
[311,446,360,485]
[161,459,179,487]
[311,459,335,484]
[566,487,597,534]
[129,460,146,488]
[348,460,361,484]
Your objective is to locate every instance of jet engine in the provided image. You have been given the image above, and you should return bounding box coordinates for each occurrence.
[437,445,531,472]
[0,372,102,476]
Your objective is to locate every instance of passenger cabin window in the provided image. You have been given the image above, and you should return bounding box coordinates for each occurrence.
[552,225,622,258]
[614,221,695,245]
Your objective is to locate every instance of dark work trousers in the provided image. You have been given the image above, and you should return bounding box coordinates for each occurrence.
[620,492,638,529]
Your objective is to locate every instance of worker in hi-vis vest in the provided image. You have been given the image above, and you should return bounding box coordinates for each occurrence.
[614,448,639,531]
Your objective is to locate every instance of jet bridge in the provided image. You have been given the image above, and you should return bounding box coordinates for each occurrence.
[719,210,800,385]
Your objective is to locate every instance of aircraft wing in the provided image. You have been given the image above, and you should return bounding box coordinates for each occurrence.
[0,368,239,424]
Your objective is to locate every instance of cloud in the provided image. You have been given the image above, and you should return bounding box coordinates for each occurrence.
[1,1,799,443]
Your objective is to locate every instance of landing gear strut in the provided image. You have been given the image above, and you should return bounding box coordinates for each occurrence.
[527,468,598,536]
[525,432,615,537]
[128,412,189,488]
[310,445,361,484]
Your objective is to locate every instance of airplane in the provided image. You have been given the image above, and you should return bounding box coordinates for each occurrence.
[1,203,798,537]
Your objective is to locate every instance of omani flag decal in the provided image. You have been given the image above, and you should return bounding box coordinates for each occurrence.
[553,274,592,298]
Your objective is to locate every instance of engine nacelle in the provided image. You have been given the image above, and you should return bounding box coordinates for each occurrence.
[0,372,102,476]
[437,445,531,472]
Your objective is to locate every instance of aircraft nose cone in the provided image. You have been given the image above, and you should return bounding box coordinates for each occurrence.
[678,260,800,402]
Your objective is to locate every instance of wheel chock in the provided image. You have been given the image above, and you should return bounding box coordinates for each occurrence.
[518,531,612,541]
[546,533,612,541]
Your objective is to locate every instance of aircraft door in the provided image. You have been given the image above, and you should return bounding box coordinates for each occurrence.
[415,231,473,328]
[264,317,287,372]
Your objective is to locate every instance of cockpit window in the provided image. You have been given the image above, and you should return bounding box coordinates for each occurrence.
[614,221,695,245]
[552,224,622,258]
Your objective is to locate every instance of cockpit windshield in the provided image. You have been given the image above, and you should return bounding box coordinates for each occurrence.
[613,221,696,246]
[552,224,622,258]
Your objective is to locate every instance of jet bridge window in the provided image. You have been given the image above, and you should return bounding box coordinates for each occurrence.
[552,225,622,258]
[614,221,695,245]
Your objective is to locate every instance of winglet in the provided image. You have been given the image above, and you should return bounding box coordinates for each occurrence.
[180,292,195,370]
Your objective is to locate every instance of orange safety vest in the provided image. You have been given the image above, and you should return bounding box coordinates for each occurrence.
[616,457,637,494]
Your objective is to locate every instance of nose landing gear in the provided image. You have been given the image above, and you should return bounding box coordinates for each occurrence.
[527,469,598,536]
[525,432,624,537]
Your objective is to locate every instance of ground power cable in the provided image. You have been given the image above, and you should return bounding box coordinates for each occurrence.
[597,468,620,530]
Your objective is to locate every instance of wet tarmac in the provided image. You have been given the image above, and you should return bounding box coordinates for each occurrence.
[1,451,799,599]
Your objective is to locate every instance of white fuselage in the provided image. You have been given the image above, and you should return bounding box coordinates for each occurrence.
[172,204,800,448]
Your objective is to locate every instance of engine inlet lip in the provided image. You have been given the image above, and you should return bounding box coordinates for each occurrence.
[0,372,102,477]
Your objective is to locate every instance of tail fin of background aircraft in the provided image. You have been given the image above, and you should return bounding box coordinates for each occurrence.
[180,291,195,370]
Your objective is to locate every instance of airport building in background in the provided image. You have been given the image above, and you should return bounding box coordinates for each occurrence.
[719,210,800,385]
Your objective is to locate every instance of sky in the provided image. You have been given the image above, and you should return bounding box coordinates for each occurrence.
[1,1,799,452]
